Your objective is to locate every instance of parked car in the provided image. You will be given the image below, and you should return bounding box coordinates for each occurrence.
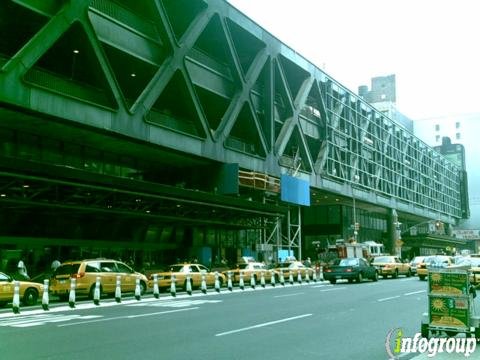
[416,255,454,281]
[323,257,378,284]
[372,256,411,278]
[409,256,425,276]
[449,257,480,286]
[0,271,43,307]
[274,261,314,279]
[148,263,225,290]
[49,259,148,300]
[227,262,277,284]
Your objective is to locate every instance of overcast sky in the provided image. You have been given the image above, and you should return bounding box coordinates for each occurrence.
[227,0,480,121]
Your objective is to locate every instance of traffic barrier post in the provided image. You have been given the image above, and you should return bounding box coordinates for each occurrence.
[134,277,141,301]
[115,275,122,303]
[12,281,20,314]
[170,274,176,297]
[201,272,207,294]
[42,279,49,311]
[152,274,159,299]
[280,269,285,286]
[69,278,76,308]
[186,274,192,296]
[214,271,220,293]
[239,271,245,290]
[270,270,275,287]
[93,276,101,305]
[227,271,233,291]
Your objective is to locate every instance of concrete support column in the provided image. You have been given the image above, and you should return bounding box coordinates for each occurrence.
[388,209,401,256]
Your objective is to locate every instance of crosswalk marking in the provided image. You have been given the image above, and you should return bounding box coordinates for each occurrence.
[0,314,102,328]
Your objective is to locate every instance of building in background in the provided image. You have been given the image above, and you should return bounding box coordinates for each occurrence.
[359,74,476,254]
[414,113,480,230]
[358,74,413,132]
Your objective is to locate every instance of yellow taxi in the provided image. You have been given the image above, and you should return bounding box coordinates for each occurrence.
[148,263,226,291]
[50,259,148,300]
[0,271,43,307]
[416,255,454,281]
[275,261,314,279]
[449,257,480,285]
[372,256,412,278]
[226,261,278,284]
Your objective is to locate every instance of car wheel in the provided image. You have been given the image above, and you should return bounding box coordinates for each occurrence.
[329,279,336,284]
[372,271,379,282]
[393,270,398,279]
[357,273,363,283]
[419,275,426,281]
[348,278,353,283]
[22,288,39,306]
[406,269,412,277]
[382,275,387,279]
[140,281,147,295]
[0,301,7,308]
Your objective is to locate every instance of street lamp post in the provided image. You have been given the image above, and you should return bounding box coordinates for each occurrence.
[352,174,360,242]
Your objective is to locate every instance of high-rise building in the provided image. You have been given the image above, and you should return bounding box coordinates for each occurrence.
[414,113,480,229]
[358,74,413,132]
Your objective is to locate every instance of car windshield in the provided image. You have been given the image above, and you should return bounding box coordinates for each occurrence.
[338,259,359,266]
[411,257,424,265]
[54,264,80,276]
[457,258,480,267]
[372,256,393,264]
[170,265,186,272]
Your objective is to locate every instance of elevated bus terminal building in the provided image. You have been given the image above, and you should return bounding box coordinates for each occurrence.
[0,0,470,275]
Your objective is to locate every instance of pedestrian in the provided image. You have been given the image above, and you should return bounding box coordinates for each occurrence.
[304,257,312,267]
[51,259,61,272]
[17,260,29,280]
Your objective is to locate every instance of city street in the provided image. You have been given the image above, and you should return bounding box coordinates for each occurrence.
[0,277,445,360]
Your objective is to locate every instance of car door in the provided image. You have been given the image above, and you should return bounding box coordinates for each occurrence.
[189,265,201,287]
[0,272,13,302]
[115,262,136,292]
[358,259,370,278]
[99,261,117,293]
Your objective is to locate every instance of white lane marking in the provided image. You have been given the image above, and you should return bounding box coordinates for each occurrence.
[128,299,222,308]
[58,307,199,327]
[377,295,401,302]
[0,314,101,328]
[215,313,313,337]
[274,293,304,298]
[320,287,347,292]
[404,290,426,296]
[311,284,332,288]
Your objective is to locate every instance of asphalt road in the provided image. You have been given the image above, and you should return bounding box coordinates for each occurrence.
[0,276,473,360]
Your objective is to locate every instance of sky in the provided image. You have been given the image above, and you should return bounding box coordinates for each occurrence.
[227,0,480,121]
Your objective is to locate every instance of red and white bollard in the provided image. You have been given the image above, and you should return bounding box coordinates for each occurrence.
[260,271,266,288]
[270,270,276,287]
[214,271,220,293]
[289,271,294,285]
[280,270,285,286]
[115,275,122,303]
[201,272,207,294]
[93,276,101,305]
[227,271,233,291]
[170,274,176,297]
[186,274,192,295]
[134,277,141,301]
[239,271,245,290]
[12,281,20,314]
[69,278,76,308]
[42,279,49,311]
[153,274,159,299]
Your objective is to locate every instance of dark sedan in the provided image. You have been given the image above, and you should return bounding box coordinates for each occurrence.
[323,257,378,284]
